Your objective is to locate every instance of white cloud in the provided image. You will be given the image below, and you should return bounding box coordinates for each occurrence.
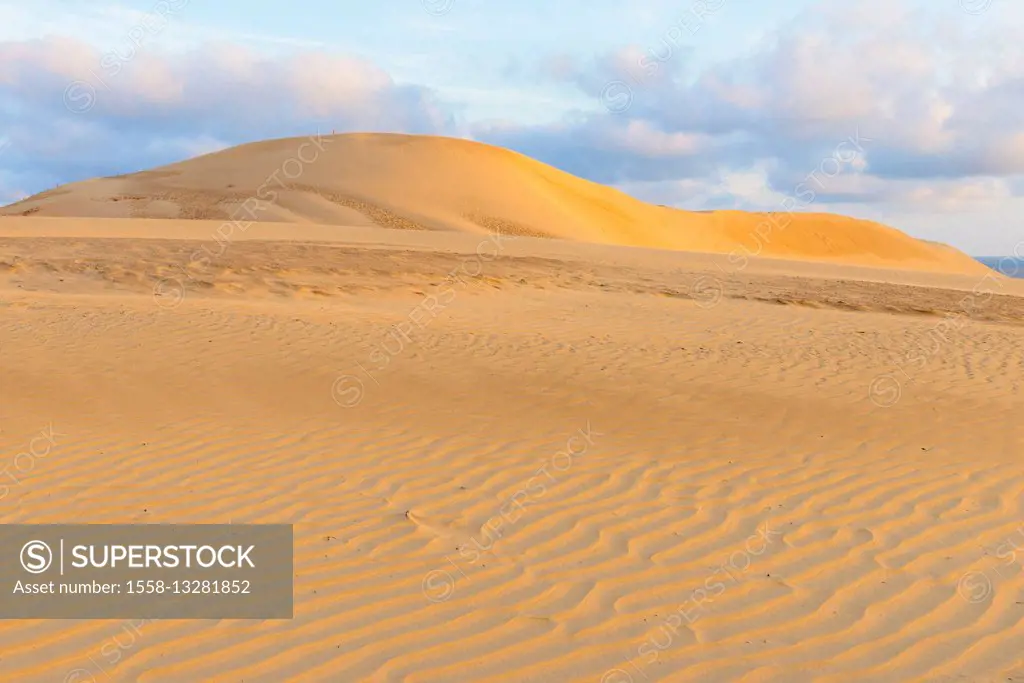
[474,0,1024,253]
[1,0,1022,254]
[0,34,455,206]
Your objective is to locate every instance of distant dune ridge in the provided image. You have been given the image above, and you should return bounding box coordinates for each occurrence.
[0,132,990,275]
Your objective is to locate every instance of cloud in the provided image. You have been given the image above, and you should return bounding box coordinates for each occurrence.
[475,0,1024,209]
[0,36,456,193]
[0,0,1020,254]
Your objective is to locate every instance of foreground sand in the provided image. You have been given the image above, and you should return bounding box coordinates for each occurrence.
[2,218,1023,682]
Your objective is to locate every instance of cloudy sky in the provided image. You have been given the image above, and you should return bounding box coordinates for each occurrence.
[1,0,1021,255]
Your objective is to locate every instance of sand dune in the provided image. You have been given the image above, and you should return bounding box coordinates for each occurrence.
[1,217,1023,681]
[0,133,990,276]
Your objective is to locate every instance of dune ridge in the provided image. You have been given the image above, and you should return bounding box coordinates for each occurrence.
[0,133,989,276]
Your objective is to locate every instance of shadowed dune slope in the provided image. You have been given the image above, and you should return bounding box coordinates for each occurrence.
[0,132,989,275]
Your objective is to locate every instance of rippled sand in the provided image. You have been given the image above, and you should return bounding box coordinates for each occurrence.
[1,218,1022,682]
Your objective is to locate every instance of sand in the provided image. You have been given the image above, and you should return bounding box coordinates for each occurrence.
[0,133,991,277]
[1,210,1023,681]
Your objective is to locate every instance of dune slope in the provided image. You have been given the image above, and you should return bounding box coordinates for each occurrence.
[0,133,988,275]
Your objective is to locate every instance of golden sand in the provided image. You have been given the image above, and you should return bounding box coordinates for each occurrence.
[1,136,1022,682]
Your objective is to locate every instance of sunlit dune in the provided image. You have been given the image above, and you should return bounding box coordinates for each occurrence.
[0,133,990,276]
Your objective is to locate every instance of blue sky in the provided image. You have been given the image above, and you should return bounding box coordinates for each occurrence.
[1,0,1022,254]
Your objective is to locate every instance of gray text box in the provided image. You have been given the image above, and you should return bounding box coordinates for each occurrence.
[1,524,292,618]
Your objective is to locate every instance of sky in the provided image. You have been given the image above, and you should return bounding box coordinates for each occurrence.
[0,0,1022,255]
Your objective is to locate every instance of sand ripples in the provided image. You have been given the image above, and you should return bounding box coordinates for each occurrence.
[1,231,1022,681]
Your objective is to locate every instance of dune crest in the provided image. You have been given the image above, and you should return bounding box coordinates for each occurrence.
[0,133,988,276]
